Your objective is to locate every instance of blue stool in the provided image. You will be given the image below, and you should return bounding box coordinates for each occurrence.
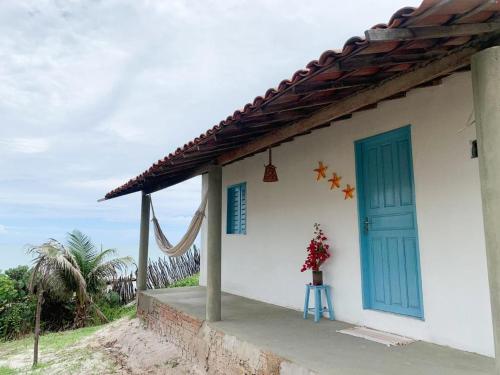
[303,284,335,322]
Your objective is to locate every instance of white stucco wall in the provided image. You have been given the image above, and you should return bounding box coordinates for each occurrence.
[200,72,494,356]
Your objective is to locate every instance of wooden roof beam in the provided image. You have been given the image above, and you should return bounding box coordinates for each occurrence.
[365,22,500,42]
[150,156,215,176]
[143,163,213,195]
[237,114,311,127]
[181,144,238,159]
[340,51,449,69]
[292,81,370,94]
[217,42,482,166]
[217,126,281,140]
[248,101,330,117]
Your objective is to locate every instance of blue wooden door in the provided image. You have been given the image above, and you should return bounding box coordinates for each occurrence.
[355,126,424,319]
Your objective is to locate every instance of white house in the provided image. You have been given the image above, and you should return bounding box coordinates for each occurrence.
[199,70,494,356]
[103,1,500,373]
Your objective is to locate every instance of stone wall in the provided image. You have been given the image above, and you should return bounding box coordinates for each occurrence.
[137,292,315,375]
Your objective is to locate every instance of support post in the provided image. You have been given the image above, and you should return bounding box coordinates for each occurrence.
[471,46,500,372]
[137,192,151,292]
[206,165,222,321]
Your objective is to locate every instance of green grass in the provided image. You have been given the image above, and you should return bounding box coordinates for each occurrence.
[0,366,16,375]
[0,273,199,374]
[0,324,107,375]
[0,325,102,358]
[39,325,102,351]
[169,273,199,288]
[97,303,137,322]
[1,303,136,358]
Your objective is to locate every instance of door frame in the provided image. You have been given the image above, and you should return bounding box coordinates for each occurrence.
[354,125,425,319]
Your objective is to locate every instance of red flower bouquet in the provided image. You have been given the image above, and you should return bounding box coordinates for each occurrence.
[300,223,331,285]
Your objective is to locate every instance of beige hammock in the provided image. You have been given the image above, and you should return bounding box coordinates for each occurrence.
[150,192,208,257]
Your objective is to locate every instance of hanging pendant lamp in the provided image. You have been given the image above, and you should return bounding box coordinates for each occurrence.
[263,148,278,182]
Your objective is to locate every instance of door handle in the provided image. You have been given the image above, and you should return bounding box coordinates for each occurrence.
[364,217,371,233]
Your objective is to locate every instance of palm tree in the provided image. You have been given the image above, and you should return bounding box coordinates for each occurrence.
[64,230,132,327]
[28,239,86,367]
[28,230,133,367]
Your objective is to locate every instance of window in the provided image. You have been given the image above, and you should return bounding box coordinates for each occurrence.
[227,182,246,234]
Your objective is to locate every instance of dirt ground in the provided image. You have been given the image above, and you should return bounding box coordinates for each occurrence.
[0,317,205,374]
[90,318,204,375]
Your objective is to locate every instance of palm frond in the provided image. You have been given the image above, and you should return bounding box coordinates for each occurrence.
[27,231,130,328]
[91,248,118,267]
[67,230,95,254]
[27,239,88,300]
[87,256,133,293]
[67,230,97,278]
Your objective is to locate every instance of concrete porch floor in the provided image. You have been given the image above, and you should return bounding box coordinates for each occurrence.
[142,286,494,375]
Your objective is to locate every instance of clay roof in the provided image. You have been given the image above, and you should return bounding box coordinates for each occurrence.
[104,0,500,200]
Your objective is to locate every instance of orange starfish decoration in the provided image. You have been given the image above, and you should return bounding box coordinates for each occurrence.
[342,184,355,199]
[314,161,328,181]
[328,173,342,189]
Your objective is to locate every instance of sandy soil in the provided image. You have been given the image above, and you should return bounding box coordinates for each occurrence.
[89,318,204,375]
[0,318,205,374]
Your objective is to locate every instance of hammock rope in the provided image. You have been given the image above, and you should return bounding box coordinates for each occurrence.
[150,191,208,257]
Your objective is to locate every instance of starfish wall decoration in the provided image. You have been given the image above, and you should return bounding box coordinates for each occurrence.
[328,173,342,189]
[342,184,355,199]
[314,161,328,181]
[312,162,355,200]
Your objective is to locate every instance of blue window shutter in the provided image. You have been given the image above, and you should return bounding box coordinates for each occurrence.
[233,187,241,234]
[227,183,247,234]
[240,183,246,234]
[227,187,234,234]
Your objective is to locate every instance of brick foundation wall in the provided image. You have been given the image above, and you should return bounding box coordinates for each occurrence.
[137,292,314,375]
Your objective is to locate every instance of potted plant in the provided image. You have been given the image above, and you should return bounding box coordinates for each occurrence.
[300,223,331,285]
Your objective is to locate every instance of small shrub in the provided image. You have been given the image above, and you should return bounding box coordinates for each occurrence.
[0,299,35,340]
[0,275,17,307]
[4,266,30,298]
[0,272,35,340]
[0,271,36,340]
[92,301,136,323]
[169,273,199,288]
[91,290,135,323]
[104,291,121,307]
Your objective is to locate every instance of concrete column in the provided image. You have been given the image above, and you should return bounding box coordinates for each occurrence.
[206,165,222,321]
[471,46,500,370]
[137,192,151,292]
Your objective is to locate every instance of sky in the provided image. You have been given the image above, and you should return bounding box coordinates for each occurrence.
[0,0,421,270]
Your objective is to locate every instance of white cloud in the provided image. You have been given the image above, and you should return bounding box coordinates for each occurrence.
[0,137,50,153]
[0,0,420,269]
[99,115,146,142]
[64,177,130,190]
